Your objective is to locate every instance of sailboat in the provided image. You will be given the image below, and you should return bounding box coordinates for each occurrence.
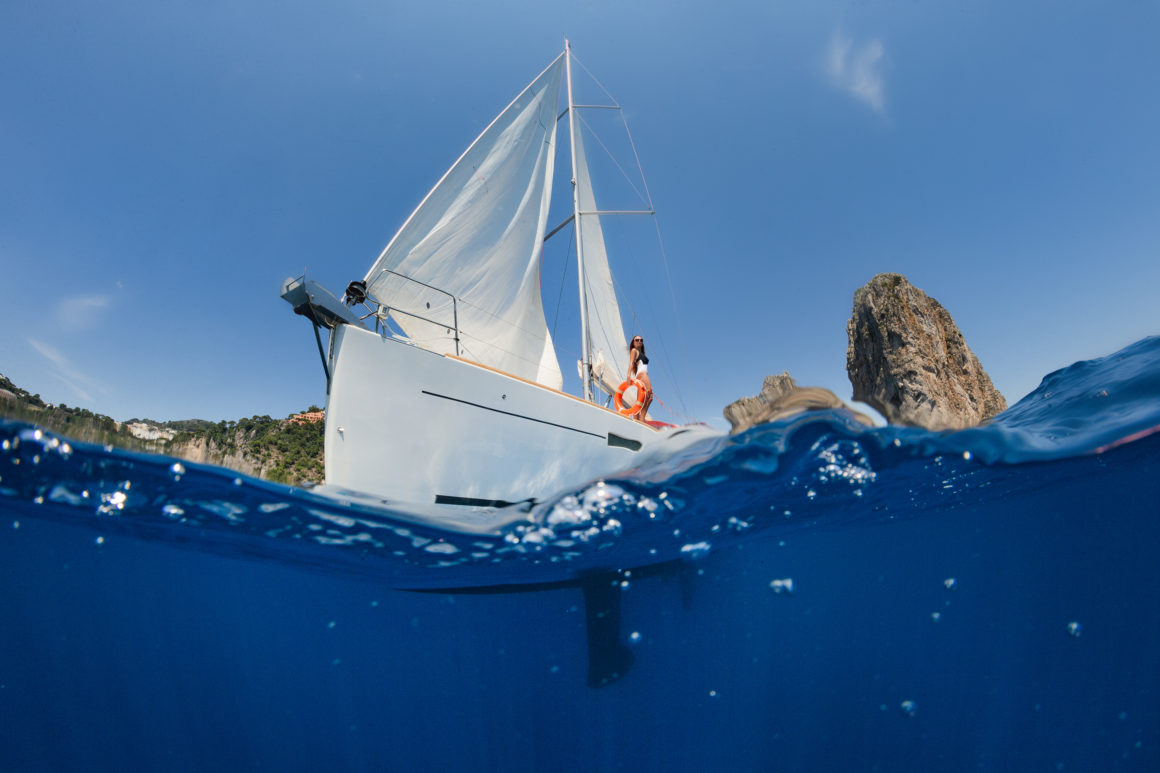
[281,41,714,508]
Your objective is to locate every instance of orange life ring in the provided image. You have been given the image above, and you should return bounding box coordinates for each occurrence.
[614,378,647,416]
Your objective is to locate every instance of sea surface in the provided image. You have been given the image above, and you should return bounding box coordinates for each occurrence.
[2,337,1158,772]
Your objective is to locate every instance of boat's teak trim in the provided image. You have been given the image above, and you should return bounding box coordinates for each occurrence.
[445,354,659,431]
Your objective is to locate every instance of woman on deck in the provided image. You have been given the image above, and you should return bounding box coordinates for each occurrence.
[628,335,653,422]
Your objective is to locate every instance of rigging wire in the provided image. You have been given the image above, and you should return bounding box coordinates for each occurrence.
[577,113,651,210]
[604,229,694,423]
[566,56,695,420]
[570,53,622,109]
[649,214,695,418]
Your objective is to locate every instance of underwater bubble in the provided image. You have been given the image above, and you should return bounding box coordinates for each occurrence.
[1067,621,1082,637]
[170,462,186,476]
[931,612,941,622]
[97,490,127,514]
[709,690,718,698]
[95,536,104,545]
[769,578,794,594]
[327,621,336,629]
[944,578,956,590]
[900,700,917,717]
[48,485,85,506]
[680,542,711,559]
[11,521,18,530]
[161,504,184,517]
[806,489,817,500]
[546,496,589,527]
[629,631,642,644]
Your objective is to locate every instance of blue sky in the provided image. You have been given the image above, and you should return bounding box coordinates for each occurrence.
[2,0,1157,428]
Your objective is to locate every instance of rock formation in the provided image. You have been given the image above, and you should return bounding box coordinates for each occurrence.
[724,372,874,434]
[846,273,1006,430]
[1,373,324,485]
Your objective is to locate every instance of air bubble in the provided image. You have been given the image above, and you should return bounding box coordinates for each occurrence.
[629,631,642,644]
[944,578,956,590]
[1067,621,1082,638]
[680,542,711,559]
[769,578,794,594]
[900,700,917,717]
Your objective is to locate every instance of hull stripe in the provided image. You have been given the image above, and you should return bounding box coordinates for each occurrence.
[420,390,606,439]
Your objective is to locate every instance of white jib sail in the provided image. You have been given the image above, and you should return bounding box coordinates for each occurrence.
[574,115,630,394]
[364,55,565,388]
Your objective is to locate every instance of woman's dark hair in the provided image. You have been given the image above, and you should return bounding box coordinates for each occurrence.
[631,336,648,365]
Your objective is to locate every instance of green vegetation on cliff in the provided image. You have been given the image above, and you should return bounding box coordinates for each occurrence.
[0,374,324,486]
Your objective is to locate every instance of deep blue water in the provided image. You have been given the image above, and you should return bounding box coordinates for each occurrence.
[2,337,1158,771]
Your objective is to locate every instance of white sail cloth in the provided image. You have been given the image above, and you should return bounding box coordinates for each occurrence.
[364,55,565,389]
[573,115,630,392]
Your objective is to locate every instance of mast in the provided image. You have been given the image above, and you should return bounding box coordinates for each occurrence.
[565,39,594,402]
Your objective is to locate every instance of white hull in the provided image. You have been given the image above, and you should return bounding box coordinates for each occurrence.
[324,325,669,505]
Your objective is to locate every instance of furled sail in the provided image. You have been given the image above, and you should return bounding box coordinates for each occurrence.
[573,116,630,393]
[363,55,565,389]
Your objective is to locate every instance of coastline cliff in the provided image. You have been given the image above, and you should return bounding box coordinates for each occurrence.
[0,374,323,486]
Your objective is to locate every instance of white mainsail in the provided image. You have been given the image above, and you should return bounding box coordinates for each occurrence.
[364,54,566,389]
[573,115,630,394]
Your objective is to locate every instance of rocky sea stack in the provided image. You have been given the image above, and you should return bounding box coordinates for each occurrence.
[846,273,1007,430]
[723,372,873,434]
